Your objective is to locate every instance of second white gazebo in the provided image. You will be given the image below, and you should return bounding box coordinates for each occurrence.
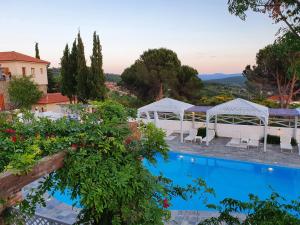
[206,98,269,152]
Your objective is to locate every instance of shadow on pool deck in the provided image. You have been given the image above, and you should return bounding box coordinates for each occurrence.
[167,136,300,168]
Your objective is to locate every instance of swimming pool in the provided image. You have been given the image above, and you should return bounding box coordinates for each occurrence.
[51,151,300,210]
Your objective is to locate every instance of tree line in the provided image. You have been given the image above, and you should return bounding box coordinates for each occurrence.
[61,31,106,103]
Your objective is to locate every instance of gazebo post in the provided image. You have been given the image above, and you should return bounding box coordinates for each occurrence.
[294,116,298,140]
[146,112,150,121]
[214,115,217,132]
[206,114,209,146]
[180,112,184,143]
[192,112,195,129]
[263,121,267,152]
[154,111,158,126]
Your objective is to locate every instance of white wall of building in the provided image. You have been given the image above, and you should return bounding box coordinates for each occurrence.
[0,61,48,85]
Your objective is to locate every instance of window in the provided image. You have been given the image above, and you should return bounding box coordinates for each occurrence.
[22,67,26,76]
[40,68,43,74]
[31,68,35,77]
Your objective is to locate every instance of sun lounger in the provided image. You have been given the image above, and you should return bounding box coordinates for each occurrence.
[226,138,248,148]
[248,139,260,149]
[203,130,215,143]
[280,136,293,153]
[184,129,198,143]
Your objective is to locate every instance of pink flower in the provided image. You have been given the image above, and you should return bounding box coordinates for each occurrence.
[163,198,170,208]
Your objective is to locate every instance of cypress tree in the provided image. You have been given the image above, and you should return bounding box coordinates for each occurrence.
[69,39,78,103]
[60,44,73,102]
[76,32,89,103]
[35,42,40,59]
[89,31,106,100]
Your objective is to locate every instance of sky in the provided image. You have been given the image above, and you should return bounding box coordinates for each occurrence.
[0,0,280,74]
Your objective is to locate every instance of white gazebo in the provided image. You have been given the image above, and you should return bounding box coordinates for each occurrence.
[206,98,269,152]
[137,98,193,142]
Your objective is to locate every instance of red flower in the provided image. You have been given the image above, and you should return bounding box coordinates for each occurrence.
[11,136,17,143]
[125,137,132,145]
[71,144,78,149]
[163,198,170,208]
[4,128,16,134]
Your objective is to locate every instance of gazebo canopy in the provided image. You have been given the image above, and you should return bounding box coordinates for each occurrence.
[207,98,269,124]
[138,98,193,116]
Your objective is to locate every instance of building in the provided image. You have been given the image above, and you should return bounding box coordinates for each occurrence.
[34,93,70,113]
[0,51,49,109]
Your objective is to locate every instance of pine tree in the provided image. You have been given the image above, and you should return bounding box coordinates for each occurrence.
[76,32,89,103]
[69,39,78,103]
[35,42,40,59]
[60,44,72,102]
[89,31,106,100]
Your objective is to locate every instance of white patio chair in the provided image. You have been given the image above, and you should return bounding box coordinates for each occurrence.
[184,129,198,143]
[280,136,293,153]
[203,130,215,143]
[248,139,260,149]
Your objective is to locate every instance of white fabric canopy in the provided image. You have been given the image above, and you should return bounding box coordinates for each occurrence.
[207,98,269,124]
[138,98,193,116]
[206,98,269,152]
[138,98,193,142]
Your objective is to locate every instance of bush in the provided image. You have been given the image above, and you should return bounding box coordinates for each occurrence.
[261,134,297,146]
[197,128,206,137]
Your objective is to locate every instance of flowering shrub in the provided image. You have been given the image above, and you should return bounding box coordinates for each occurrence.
[0,101,212,224]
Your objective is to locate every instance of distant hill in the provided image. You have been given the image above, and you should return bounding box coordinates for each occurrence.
[198,73,242,81]
[105,73,121,83]
[204,76,246,86]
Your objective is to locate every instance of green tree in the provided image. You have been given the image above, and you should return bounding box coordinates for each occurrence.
[76,32,89,103]
[60,44,73,102]
[228,0,300,38]
[199,192,300,225]
[47,67,59,93]
[8,76,43,109]
[35,42,40,59]
[121,48,181,101]
[89,31,106,100]
[176,65,203,103]
[69,39,78,102]
[244,32,300,108]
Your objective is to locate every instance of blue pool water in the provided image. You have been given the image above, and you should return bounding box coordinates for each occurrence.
[51,151,300,210]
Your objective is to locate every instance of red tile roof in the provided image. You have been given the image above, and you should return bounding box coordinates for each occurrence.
[37,93,69,104]
[267,95,289,102]
[0,51,50,64]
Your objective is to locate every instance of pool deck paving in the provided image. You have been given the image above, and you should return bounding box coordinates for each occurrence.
[21,137,300,224]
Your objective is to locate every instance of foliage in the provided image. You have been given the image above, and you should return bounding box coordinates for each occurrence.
[8,77,43,109]
[261,134,297,146]
[108,91,144,108]
[61,40,78,103]
[35,42,40,59]
[105,73,121,83]
[197,128,206,137]
[89,31,107,100]
[121,48,202,103]
[252,98,280,108]
[47,67,60,93]
[76,32,90,103]
[199,95,234,106]
[0,101,212,224]
[199,192,300,225]
[228,0,300,38]
[176,65,203,104]
[243,32,300,108]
